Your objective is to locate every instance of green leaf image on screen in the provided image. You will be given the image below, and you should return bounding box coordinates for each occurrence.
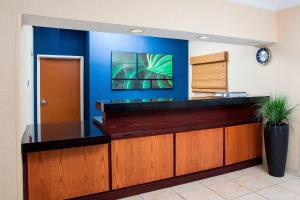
[112,52,137,79]
[112,51,173,90]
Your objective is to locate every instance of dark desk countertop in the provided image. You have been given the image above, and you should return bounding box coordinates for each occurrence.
[21,120,110,153]
[97,96,268,112]
[22,96,268,153]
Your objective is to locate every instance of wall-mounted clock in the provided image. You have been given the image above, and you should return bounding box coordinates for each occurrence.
[256,48,271,65]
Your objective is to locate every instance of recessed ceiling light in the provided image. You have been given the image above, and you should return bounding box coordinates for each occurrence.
[197,35,210,40]
[129,28,144,33]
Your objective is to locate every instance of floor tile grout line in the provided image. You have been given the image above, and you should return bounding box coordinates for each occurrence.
[175,185,227,200]
[198,170,257,198]
[232,169,299,190]
[253,175,300,196]
[274,176,297,185]
[253,191,270,200]
[170,183,204,194]
[231,175,277,193]
[253,173,296,183]
[230,191,268,200]
[198,168,254,186]
[205,186,228,200]
[254,184,300,200]
[139,189,177,200]
[173,184,204,196]
[177,194,185,200]
[198,177,228,187]
[133,166,300,200]
[227,173,250,180]
[175,192,187,200]
[203,180,240,200]
[276,184,300,196]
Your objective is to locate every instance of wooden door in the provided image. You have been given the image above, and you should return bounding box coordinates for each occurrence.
[176,128,224,176]
[27,144,109,200]
[225,124,249,165]
[40,58,81,124]
[111,134,174,189]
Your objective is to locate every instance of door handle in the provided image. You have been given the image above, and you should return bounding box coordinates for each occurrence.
[41,99,48,106]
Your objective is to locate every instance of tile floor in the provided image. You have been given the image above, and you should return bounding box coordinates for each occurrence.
[119,165,300,200]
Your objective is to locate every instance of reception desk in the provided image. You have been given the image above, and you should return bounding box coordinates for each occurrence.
[22,96,266,200]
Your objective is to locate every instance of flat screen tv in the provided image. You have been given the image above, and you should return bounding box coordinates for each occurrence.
[112,51,173,90]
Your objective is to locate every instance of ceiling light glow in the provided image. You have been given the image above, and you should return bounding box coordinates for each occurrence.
[197,36,210,40]
[129,29,144,33]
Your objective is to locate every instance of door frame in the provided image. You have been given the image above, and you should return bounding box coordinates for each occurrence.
[37,55,84,124]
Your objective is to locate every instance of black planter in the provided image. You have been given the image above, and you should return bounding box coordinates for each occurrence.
[264,123,289,177]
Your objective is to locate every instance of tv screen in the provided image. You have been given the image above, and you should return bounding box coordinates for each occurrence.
[112,51,173,90]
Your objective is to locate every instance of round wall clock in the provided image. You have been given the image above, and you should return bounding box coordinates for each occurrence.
[256,48,271,65]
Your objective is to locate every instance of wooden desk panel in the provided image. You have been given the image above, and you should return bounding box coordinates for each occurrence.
[225,124,249,165]
[111,134,174,189]
[248,123,262,159]
[225,123,262,165]
[27,144,109,200]
[104,105,257,137]
[176,128,224,176]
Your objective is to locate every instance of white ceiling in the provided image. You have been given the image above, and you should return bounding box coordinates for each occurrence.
[227,0,300,11]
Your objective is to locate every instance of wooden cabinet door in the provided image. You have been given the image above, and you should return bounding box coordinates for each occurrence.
[176,128,224,176]
[225,124,249,165]
[225,123,262,165]
[248,123,262,159]
[111,134,174,189]
[27,144,109,200]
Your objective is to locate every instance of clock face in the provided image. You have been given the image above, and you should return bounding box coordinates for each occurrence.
[256,48,271,65]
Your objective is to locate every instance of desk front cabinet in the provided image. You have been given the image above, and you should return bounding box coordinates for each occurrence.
[225,123,262,165]
[175,128,224,176]
[27,144,109,200]
[111,134,174,189]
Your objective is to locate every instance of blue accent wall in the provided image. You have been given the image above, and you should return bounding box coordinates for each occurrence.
[33,27,90,123]
[89,32,188,118]
[34,28,188,122]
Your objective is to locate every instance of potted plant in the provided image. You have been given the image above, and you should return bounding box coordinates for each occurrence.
[257,95,297,177]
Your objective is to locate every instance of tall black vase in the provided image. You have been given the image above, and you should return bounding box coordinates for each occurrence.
[264,123,289,177]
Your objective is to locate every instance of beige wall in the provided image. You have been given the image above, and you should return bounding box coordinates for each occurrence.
[270,6,300,174]
[18,0,277,42]
[189,41,261,98]
[18,25,34,199]
[0,0,292,199]
[189,5,300,175]
[20,25,34,135]
[0,0,18,199]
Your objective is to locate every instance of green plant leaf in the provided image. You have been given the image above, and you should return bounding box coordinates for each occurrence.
[257,95,298,125]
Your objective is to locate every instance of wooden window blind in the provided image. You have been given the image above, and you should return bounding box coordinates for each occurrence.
[190,51,228,93]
